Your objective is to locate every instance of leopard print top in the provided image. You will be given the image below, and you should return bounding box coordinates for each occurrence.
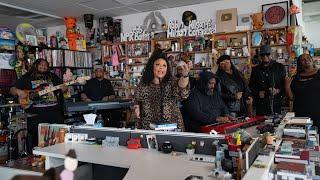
[134,78,189,130]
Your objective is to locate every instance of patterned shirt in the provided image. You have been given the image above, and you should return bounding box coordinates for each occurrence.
[134,78,189,130]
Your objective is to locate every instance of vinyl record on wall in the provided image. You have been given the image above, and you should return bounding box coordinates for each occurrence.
[15,23,36,43]
[182,11,197,26]
[143,11,166,33]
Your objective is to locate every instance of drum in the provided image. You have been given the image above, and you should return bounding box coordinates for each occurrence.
[0,130,8,143]
[0,130,8,163]
[14,118,27,157]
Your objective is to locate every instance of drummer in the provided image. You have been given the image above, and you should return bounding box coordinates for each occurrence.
[10,58,67,154]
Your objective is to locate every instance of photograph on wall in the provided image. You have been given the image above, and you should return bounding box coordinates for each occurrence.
[262,1,289,28]
[238,13,251,27]
[146,134,158,150]
[216,8,237,33]
[26,35,38,46]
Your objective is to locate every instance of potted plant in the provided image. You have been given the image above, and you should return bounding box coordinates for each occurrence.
[186,143,195,156]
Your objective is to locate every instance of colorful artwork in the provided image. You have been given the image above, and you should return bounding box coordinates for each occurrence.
[262,1,289,28]
[38,124,69,148]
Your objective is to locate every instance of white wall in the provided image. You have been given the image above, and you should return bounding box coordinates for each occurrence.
[115,0,289,33]
[45,0,290,38]
[304,21,320,48]
[46,20,98,39]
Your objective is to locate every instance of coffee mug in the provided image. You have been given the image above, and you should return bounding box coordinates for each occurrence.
[162,141,173,154]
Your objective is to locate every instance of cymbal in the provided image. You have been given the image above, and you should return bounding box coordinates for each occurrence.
[0,103,21,108]
[11,113,38,120]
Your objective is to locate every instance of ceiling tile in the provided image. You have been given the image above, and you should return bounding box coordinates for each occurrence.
[79,0,123,11]
[158,0,198,8]
[99,6,139,17]
[128,1,167,12]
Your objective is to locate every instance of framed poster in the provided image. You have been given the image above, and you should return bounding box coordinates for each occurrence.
[238,13,251,27]
[26,35,38,46]
[216,8,237,33]
[262,1,289,28]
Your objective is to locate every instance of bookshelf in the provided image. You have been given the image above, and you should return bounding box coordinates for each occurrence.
[101,40,151,99]
[211,27,292,79]
[101,26,294,98]
[212,30,251,79]
[26,46,93,99]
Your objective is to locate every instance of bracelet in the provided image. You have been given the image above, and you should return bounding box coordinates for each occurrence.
[182,74,189,78]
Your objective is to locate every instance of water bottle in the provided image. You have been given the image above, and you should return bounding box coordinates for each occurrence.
[95,114,104,127]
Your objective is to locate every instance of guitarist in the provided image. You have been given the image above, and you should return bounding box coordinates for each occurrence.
[10,58,67,153]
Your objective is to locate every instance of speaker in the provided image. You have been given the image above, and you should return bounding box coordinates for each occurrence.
[84,14,94,29]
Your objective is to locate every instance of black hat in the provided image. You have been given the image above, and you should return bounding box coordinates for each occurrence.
[217,55,231,65]
[260,44,271,55]
[182,11,197,26]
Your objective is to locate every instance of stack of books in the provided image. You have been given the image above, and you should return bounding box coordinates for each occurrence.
[276,162,309,179]
[275,148,309,164]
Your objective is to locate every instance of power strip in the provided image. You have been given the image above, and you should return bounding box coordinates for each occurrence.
[191,155,215,163]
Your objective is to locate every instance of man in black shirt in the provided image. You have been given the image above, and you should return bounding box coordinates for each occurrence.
[81,65,115,101]
[10,58,66,153]
[81,65,119,127]
[249,45,286,115]
[187,71,234,132]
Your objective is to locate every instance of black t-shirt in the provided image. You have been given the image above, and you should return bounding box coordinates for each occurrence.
[15,72,64,107]
[291,70,320,127]
[83,78,115,101]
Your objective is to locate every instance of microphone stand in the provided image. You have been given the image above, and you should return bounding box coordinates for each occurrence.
[270,63,277,124]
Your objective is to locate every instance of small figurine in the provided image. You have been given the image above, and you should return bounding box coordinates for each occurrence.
[250,12,264,30]
[60,149,78,180]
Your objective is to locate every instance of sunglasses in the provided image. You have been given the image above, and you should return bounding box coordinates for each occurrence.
[260,53,271,57]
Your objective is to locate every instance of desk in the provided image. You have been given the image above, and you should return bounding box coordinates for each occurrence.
[243,113,294,180]
[33,143,214,180]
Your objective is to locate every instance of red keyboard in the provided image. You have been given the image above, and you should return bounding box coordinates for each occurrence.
[201,116,266,134]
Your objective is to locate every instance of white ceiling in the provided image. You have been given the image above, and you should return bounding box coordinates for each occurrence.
[0,0,218,29]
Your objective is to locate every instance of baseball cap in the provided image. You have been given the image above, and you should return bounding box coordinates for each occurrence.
[260,44,271,55]
[94,65,104,71]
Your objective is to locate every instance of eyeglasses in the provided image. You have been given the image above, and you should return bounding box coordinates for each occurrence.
[260,53,271,57]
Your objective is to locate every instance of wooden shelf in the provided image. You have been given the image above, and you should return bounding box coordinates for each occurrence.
[191,67,211,70]
[126,40,150,44]
[127,55,149,59]
[216,46,247,50]
[103,55,126,60]
[250,26,287,33]
[51,66,92,69]
[101,41,126,46]
[183,50,211,54]
[155,38,181,42]
[214,30,248,36]
[230,56,250,59]
[251,43,288,48]
[27,45,89,52]
[128,63,147,66]
[164,51,182,54]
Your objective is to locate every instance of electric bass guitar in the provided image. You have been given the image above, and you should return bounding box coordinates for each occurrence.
[19,76,90,109]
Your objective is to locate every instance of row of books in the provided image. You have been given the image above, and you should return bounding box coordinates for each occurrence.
[126,43,150,57]
[102,44,126,58]
[37,49,93,68]
[273,116,319,178]
[64,51,92,68]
